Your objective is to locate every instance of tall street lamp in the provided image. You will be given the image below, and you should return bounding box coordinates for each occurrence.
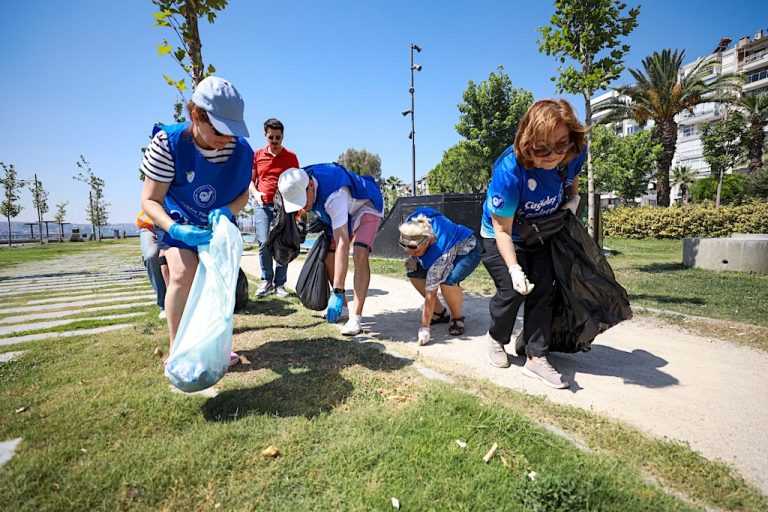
[402,43,422,196]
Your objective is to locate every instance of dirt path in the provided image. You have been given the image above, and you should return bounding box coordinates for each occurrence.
[241,252,768,495]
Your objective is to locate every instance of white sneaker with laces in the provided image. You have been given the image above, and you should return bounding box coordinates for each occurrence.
[275,285,289,297]
[341,314,362,336]
[158,310,167,320]
[256,281,273,297]
[522,357,569,389]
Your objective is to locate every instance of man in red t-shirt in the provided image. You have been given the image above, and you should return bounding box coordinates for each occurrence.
[250,118,300,297]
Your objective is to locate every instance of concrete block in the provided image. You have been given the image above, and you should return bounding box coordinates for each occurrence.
[683,235,768,274]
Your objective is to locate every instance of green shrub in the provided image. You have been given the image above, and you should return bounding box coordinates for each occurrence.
[603,202,768,239]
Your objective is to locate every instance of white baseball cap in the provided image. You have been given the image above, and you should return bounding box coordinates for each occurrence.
[191,76,249,137]
[277,168,310,213]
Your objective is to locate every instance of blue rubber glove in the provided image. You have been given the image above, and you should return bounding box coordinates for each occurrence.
[208,206,232,226]
[168,223,212,246]
[326,292,344,324]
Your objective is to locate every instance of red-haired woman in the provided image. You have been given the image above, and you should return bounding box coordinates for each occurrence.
[481,99,586,389]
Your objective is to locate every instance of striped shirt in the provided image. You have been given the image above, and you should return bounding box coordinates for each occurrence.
[141,129,237,183]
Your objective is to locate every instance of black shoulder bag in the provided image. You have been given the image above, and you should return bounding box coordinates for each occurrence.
[515,164,569,247]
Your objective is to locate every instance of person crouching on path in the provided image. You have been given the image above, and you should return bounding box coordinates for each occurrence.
[140,76,254,367]
[277,164,384,336]
[481,98,586,389]
[249,118,299,298]
[398,207,482,346]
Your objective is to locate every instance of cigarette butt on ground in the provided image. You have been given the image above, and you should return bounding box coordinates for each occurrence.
[483,442,498,463]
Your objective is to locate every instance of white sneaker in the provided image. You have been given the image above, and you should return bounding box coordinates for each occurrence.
[256,281,273,297]
[275,285,289,297]
[158,310,167,320]
[341,314,362,336]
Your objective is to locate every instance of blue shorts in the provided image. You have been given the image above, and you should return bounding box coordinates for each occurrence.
[406,241,481,286]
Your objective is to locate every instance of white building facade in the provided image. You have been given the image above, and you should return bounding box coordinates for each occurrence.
[591,27,768,203]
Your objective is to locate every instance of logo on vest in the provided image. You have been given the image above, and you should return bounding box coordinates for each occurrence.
[527,178,537,192]
[193,185,217,208]
[491,193,505,210]
[186,170,195,183]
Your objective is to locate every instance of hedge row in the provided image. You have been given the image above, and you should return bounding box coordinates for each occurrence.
[602,202,768,239]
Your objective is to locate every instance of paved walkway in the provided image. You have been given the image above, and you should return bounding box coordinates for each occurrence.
[241,252,768,495]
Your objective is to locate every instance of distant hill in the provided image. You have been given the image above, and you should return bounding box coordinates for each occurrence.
[0,221,139,238]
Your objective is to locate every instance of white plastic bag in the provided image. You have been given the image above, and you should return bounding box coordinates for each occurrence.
[165,217,243,392]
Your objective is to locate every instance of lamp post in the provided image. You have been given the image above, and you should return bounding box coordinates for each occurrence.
[402,43,422,196]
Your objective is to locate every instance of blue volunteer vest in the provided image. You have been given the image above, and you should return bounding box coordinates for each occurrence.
[305,163,384,227]
[408,207,473,270]
[481,146,586,240]
[156,122,253,228]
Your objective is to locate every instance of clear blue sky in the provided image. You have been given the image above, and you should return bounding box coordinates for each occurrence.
[0,0,764,224]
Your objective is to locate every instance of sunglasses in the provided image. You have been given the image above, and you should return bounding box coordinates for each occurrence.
[399,237,427,250]
[532,141,574,158]
[198,112,227,137]
[267,135,283,141]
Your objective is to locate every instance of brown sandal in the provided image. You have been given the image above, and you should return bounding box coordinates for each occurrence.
[449,316,465,336]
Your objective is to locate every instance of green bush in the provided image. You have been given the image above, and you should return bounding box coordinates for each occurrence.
[691,174,746,204]
[603,202,768,239]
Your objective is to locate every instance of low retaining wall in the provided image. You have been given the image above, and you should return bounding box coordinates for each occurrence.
[682,234,768,274]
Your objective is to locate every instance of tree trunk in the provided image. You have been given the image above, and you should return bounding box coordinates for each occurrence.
[748,123,765,174]
[184,0,204,86]
[6,217,10,248]
[655,119,677,207]
[715,168,724,208]
[584,94,596,240]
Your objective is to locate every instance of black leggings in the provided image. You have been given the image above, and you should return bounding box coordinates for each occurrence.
[481,238,555,357]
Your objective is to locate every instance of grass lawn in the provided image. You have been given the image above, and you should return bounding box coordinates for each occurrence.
[0,238,137,267]
[1,241,766,510]
[368,237,768,350]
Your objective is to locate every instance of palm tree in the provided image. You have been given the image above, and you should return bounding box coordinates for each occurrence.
[671,165,696,204]
[595,49,743,206]
[382,176,406,214]
[737,92,768,174]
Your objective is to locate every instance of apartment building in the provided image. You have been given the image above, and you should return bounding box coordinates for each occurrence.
[591,26,768,202]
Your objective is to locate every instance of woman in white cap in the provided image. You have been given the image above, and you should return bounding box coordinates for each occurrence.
[140,76,253,365]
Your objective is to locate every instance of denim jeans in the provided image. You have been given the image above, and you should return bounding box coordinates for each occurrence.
[140,228,166,309]
[254,204,288,286]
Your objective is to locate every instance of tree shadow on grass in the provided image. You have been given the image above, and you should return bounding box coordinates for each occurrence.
[202,337,411,421]
[232,320,325,335]
[239,296,298,317]
[634,262,686,273]
[630,293,705,305]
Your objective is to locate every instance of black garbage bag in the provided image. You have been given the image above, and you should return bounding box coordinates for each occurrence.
[549,212,633,353]
[266,191,306,265]
[234,268,249,313]
[296,232,331,311]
